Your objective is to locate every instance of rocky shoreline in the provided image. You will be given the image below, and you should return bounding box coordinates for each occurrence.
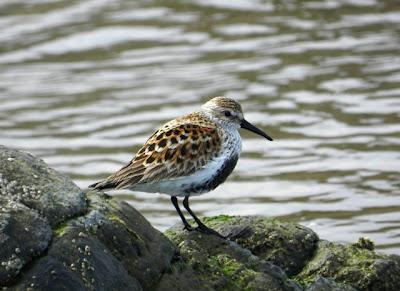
[1,145,399,290]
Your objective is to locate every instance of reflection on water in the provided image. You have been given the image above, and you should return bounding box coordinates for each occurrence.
[1,0,399,254]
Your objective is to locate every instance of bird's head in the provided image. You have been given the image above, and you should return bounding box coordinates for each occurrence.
[201,96,273,141]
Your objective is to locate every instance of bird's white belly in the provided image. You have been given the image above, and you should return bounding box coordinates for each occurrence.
[131,154,228,196]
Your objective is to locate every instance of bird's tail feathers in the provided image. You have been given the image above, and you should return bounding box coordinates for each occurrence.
[88,179,118,191]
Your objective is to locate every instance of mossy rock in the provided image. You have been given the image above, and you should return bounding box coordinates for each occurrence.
[295,240,400,290]
[0,146,182,290]
[165,223,301,291]
[167,216,400,291]
[0,145,86,226]
[201,215,319,275]
[0,146,85,285]
[305,276,357,291]
[14,191,180,290]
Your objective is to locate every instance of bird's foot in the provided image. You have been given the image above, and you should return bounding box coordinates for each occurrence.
[183,223,194,232]
[195,224,226,239]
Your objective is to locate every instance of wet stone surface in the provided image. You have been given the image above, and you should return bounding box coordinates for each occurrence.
[200,215,319,276]
[166,216,400,291]
[0,198,51,284]
[295,240,400,291]
[1,146,400,290]
[0,145,86,226]
[0,146,177,290]
[165,223,301,291]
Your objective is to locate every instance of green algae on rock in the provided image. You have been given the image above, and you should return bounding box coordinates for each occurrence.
[295,240,400,291]
[166,216,400,291]
[165,224,301,291]
[14,190,178,290]
[201,215,319,276]
[305,276,357,291]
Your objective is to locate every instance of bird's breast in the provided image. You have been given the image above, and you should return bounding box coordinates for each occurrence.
[181,130,241,195]
[200,153,239,192]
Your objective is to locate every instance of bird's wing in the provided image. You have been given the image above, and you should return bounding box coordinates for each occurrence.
[91,121,222,190]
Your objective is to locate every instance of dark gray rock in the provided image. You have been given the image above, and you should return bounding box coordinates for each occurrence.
[0,145,86,226]
[305,277,357,291]
[166,216,400,291]
[0,197,51,284]
[197,215,319,275]
[295,240,400,291]
[1,145,400,291]
[17,228,142,291]
[0,145,83,285]
[155,254,205,291]
[165,224,301,291]
[0,146,178,290]
[3,189,179,290]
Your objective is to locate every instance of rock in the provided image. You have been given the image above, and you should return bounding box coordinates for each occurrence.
[165,224,301,291]
[200,215,319,275]
[0,145,85,285]
[295,240,400,291]
[13,190,180,290]
[155,252,206,291]
[0,197,51,284]
[0,145,86,226]
[305,276,357,291]
[1,145,400,291]
[0,146,178,290]
[166,216,400,291]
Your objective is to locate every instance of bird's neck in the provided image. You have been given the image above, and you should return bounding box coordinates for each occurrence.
[198,110,242,156]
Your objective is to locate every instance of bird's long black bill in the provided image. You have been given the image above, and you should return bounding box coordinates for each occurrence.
[240,119,273,141]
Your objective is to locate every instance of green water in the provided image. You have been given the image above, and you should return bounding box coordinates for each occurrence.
[0,0,399,254]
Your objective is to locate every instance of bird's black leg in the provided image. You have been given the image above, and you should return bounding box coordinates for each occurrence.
[171,196,193,231]
[183,196,225,239]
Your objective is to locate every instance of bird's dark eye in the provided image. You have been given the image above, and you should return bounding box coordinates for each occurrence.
[224,111,231,117]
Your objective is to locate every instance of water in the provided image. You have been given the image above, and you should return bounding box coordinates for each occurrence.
[1,0,399,254]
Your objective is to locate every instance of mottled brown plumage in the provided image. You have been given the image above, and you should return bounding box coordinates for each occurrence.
[93,112,222,190]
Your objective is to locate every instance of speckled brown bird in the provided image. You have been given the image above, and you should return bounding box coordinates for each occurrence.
[90,96,273,237]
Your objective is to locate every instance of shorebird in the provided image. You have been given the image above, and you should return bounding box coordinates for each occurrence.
[89,97,273,237]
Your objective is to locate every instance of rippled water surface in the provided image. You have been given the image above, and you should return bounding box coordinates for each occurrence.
[1,0,399,254]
